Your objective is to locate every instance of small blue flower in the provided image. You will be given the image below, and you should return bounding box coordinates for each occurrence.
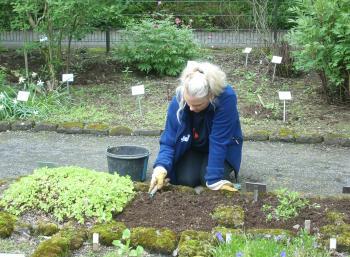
[236,252,243,257]
[280,250,286,257]
[215,232,224,243]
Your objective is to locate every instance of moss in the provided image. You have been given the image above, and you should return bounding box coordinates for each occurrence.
[320,224,350,252]
[32,234,70,257]
[0,211,17,238]
[35,222,60,236]
[109,126,132,136]
[90,221,126,246]
[85,123,109,131]
[60,122,84,129]
[31,227,87,257]
[326,211,347,225]
[131,227,177,254]
[278,128,297,138]
[211,205,244,228]
[178,230,213,257]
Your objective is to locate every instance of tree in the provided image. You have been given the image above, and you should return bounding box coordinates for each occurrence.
[287,0,350,102]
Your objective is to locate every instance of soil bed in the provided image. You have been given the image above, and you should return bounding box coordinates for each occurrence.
[116,189,350,233]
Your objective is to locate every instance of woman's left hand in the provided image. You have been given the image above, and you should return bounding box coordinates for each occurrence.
[206,180,238,192]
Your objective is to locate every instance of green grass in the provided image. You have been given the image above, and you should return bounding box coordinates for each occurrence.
[213,231,330,257]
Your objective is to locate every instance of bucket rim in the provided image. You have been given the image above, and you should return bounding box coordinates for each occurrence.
[106,145,150,159]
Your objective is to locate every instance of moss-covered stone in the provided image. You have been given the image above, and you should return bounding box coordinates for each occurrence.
[34,122,58,132]
[211,205,244,228]
[324,134,350,147]
[57,122,84,134]
[0,211,17,238]
[0,179,7,186]
[31,226,86,257]
[109,126,132,136]
[320,224,350,252]
[270,128,297,142]
[295,134,323,144]
[33,222,60,236]
[90,221,126,246]
[178,230,214,257]
[244,130,270,141]
[84,123,109,135]
[131,227,177,254]
[326,211,347,225]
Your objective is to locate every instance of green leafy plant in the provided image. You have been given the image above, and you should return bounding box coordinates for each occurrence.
[114,17,201,76]
[106,229,144,257]
[262,188,309,221]
[212,230,330,257]
[287,0,350,101]
[0,166,135,223]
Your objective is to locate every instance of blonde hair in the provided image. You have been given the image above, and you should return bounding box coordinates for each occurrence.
[176,61,227,122]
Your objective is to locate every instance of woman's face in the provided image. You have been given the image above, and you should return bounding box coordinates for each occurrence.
[184,89,210,113]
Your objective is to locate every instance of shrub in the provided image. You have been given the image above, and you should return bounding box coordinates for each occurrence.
[114,18,201,76]
[287,0,350,101]
[0,166,135,223]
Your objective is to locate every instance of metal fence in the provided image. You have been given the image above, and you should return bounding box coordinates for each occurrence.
[0,29,287,48]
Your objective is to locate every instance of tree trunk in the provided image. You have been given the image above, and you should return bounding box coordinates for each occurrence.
[106,28,110,54]
[24,30,29,80]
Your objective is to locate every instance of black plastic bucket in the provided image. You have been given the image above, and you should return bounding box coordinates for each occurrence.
[106,145,150,181]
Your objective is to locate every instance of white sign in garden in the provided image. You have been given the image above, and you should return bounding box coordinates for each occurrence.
[62,74,74,94]
[278,91,292,122]
[271,56,283,81]
[131,85,145,116]
[242,47,252,67]
[131,85,145,96]
[62,74,74,82]
[17,91,30,102]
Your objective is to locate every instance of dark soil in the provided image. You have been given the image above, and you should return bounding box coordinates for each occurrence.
[116,189,350,234]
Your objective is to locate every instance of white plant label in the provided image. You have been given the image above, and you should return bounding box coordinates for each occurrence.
[39,35,48,42]
[330,238,337,250]
[226,233,232,243]
[62,74,74,82]
[271,56,282,64]
[93,233,99,244]
[243,47,252,54]
[278,91,292,100]
[131,85,145,96]
[0,254,26,257]
[17,91,30,102]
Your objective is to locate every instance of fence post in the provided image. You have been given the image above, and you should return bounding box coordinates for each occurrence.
[106,27,110,53]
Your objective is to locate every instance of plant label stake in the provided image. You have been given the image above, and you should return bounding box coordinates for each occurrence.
[253,186,259,202]
[245,182,267,193]
[243,47,252,67]
[304,220,311,233]
[271,56,282,81]
[278,91,292,122]
[92,233,99,251]
[62,74,74,94]
[343,186,350,194]
[226,233,232,243]
[330,238,337,250]
[131,85,145,117]
[17,91,30,102]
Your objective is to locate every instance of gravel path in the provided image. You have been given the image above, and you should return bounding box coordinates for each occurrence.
[1,131,350,196]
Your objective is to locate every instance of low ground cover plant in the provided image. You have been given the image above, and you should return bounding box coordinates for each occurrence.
[213,230,330,257]
[262,188,311,221]
[0,166,135,223]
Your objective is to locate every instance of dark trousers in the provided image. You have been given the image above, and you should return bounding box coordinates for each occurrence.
[172,149,233,187]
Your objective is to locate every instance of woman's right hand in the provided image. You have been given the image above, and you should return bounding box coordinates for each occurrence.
[148,166,168,193]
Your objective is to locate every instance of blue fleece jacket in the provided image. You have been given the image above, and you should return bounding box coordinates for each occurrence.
[154,85,243,185]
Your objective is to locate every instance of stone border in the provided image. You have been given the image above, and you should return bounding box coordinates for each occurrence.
[0,121,349,147]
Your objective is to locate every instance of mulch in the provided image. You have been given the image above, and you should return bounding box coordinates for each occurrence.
[116,189,350,234]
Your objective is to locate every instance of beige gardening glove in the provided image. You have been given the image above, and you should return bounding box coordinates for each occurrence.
[148,166,167,193]
[206,180,238,192]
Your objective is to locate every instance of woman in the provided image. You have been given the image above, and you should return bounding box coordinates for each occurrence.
[149,61,243,193]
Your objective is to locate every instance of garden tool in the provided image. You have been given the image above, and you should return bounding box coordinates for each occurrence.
[149,178,170,198]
